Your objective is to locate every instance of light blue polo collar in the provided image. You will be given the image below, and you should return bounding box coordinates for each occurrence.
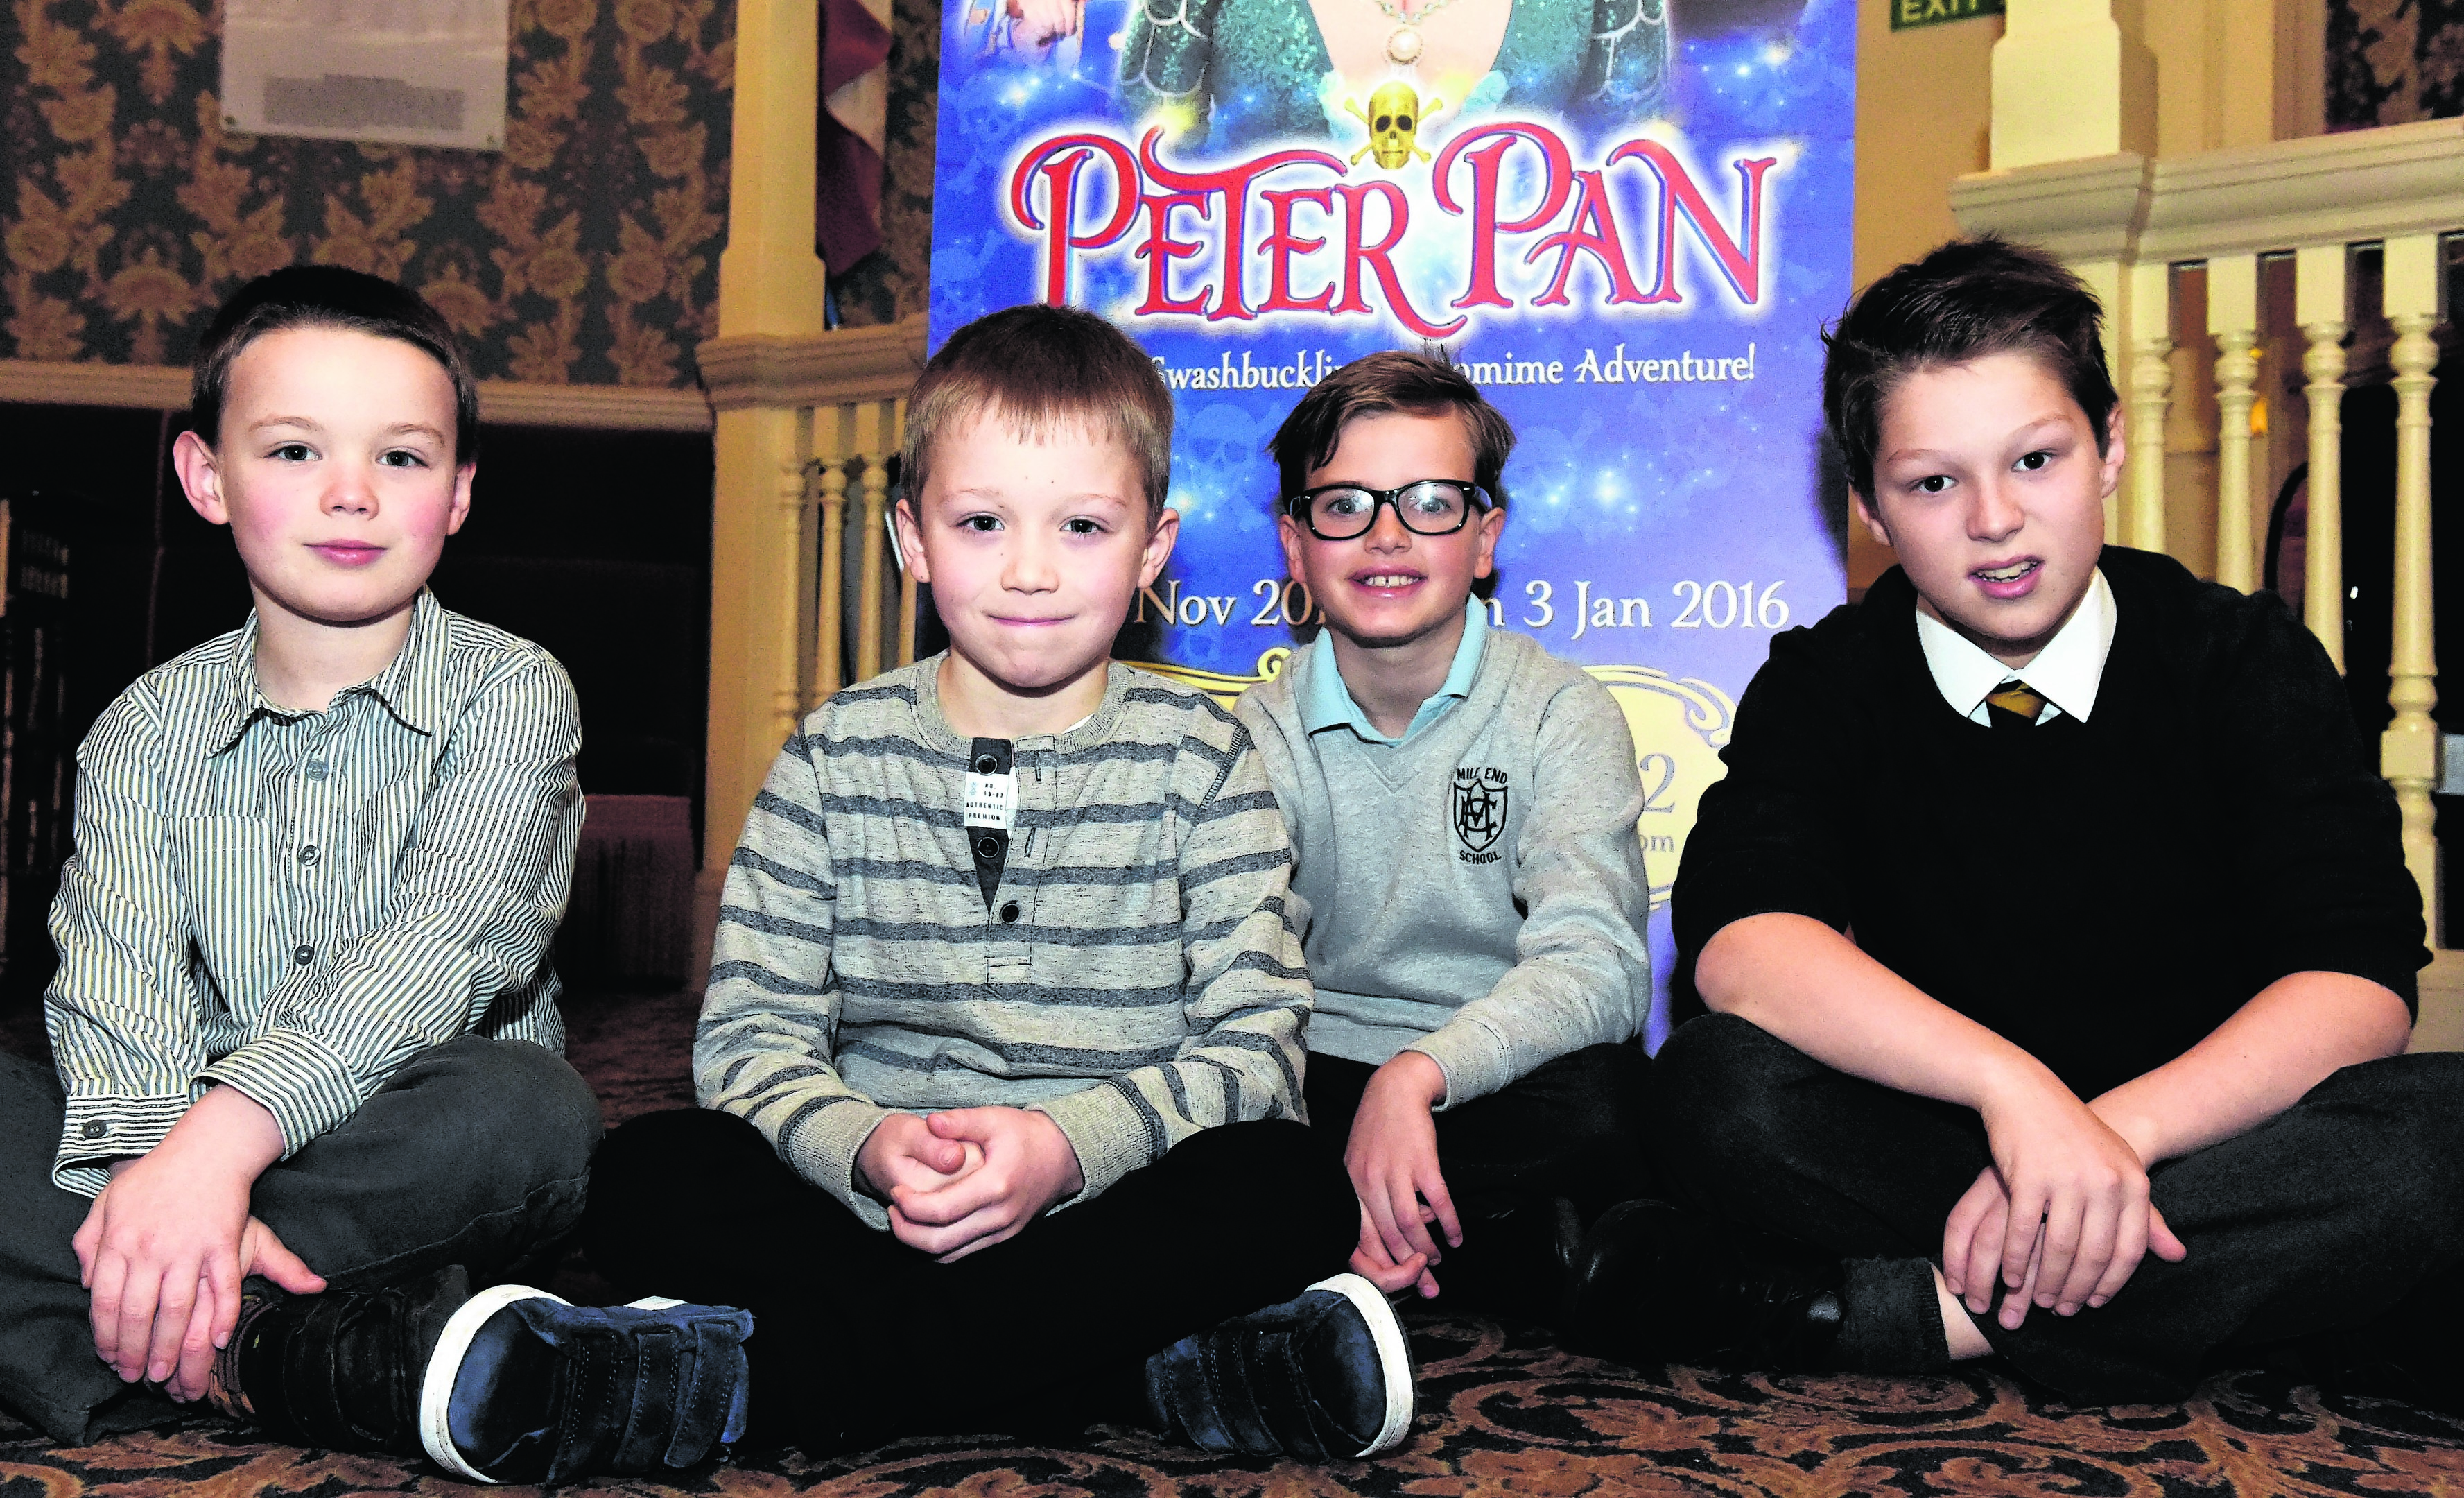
[1302,596,1489,746]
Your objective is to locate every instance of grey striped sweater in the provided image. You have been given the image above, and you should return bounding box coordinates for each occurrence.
[697,656,1313,1229]
[44,591,582,1195]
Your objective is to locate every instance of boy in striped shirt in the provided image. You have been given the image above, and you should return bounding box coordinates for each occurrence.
[0,268,749,1483]
[584,304,1418,1461]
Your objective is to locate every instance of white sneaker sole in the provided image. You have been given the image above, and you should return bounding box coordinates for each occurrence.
[1306,1272,1417,1457]
[418,1284,569,1484]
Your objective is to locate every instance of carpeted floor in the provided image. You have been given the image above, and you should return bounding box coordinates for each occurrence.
[5,990,2462,1497]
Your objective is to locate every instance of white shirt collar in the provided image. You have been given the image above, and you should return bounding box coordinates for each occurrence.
[1914,568,2117,726]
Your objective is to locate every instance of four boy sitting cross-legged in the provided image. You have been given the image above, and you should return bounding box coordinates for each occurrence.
[582,303,1418,1461]
[8,247,2456,1478]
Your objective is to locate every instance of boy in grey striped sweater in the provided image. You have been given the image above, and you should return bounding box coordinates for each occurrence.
[584,305,1418,1462]
[0,268,751,1485]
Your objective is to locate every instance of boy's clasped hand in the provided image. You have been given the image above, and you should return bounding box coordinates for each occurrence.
[859,1109,1084,1261]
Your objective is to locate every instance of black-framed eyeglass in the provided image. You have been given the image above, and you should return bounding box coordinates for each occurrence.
[1285,480,1493,540]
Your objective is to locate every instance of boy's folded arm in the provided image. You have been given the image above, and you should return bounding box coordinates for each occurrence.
[196,656,584,1157]
[2221,601,2429,1007]
[45,693,214,1195]
[1409,679,1655,1108]
[692,728,896,1228]
[1031,729,1312,1205]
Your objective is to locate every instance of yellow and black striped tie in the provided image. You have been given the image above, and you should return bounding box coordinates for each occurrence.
[1984,680,2047,730]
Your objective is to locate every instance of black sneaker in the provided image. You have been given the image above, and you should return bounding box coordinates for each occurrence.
[1143,1273,1417,1461]
[419,1286,754,1483]
[215,1265,754,1483]
[1563,1199,1846,1372]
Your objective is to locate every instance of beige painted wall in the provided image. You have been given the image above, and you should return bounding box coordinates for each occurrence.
[1843,0,2004,590]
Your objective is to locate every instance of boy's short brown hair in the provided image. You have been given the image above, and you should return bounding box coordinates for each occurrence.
[903,304,1174,520]
[1823,235,2118,501]
[193,265,480,460]
[1269,350,1516,507]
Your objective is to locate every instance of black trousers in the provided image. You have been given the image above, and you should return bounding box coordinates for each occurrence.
[1304,1042,1655,1219]
[1651,1013,2464,1402]
[581,1109,1357,1450]
[1304,1042,1653,1319]
[0,1037,601,1444]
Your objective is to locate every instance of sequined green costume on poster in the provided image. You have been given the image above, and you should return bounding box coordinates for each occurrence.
[1118,0,1671,151]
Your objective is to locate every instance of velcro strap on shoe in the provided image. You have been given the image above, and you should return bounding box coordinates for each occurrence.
[1211,1330,1279,1456]
[1247,1324,1334,1463]
[506,1300,753,1483]
[662,1315,754,1463]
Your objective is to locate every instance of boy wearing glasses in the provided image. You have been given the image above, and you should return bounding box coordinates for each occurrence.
[1238,351,1654,1323]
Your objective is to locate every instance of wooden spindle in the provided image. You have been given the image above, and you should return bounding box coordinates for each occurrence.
[776,456,813,741]
[2207,254,2261,592]
[2295,243,2349,671]
[2126,259,2173,555]
[894,399,917,666]
[856,401,892,682]
[817,442,849,699]
[2383,232,2443,936]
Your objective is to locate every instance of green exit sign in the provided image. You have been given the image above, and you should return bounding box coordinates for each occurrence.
[1891,0,2002,28]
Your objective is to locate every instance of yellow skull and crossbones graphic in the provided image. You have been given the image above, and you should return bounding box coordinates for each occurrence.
[1344,83,1444,169]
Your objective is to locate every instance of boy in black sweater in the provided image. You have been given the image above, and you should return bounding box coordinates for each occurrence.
[1567,237,2464,1406]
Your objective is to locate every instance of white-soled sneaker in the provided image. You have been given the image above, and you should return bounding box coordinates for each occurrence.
[1140,1272,1416,1461]
[418,1286,754,1484]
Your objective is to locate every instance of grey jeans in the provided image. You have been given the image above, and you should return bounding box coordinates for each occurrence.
[0,1035,600,1444]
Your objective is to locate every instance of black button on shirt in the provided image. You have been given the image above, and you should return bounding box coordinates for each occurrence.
[1000,902,1021,924]
[293,944,314,965]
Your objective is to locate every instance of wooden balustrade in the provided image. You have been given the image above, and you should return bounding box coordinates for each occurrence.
[1954,119,2461,940]
[806,400,914,702]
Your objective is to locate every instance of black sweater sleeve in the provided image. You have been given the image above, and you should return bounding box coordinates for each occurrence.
[2211,590,2429,1012]
[1670,614,1862,1008]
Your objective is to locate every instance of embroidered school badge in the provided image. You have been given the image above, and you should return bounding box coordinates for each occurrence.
[1452,766,1509,863]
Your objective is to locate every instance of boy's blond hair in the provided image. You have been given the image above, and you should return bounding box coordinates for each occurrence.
[903,305,1174,520]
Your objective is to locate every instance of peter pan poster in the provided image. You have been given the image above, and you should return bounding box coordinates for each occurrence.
[928,0,1856,1039]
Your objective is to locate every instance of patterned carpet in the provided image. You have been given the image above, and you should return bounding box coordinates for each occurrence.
[5,991,2462,1497]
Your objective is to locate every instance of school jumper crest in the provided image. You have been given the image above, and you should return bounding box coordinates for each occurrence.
[1452,768,1509,856]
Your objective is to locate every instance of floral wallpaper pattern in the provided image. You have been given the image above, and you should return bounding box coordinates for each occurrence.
[2,0,734,386]
[2329,0,2464,128]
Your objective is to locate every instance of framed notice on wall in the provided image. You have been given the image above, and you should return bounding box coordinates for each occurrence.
[222,0,509,152]
[928,0,1857,1038]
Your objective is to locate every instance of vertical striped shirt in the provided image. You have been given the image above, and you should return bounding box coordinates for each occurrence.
[44,589,583,1196]
[697,656,1312,1231]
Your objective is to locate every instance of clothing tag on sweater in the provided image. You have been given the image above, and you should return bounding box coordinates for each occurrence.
[964,738,1016,831]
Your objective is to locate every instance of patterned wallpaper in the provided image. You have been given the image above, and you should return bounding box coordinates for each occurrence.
[2330,0,2464,128]
[2,0,734,387]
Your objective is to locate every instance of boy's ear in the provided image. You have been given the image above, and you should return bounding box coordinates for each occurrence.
[2098,404,2128,501]
[1472,501,1505,580]
[1276,512,1309,584]
[172,429,230,527]
[1138,506,1181,587]
[446,461,475,536]
[1852,490,1893,551]
[893,496,931,585]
